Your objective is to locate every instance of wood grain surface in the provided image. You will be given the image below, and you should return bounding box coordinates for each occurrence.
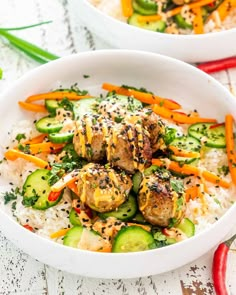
[0,1,235,294]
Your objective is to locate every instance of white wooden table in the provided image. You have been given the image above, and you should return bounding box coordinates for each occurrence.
[0,1,236,294]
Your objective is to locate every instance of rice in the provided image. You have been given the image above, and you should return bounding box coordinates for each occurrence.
[88,0,236,34]
[0,114,235,247]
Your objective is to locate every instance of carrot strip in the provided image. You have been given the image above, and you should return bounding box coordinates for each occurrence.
[137,0,216,22]
[51,171,79,192]
[212,0,236,21]
[25,91,92,103]
[67,181,79,196]
[121,0,133,17]
[192,7,204,34]
[152,158,230,188]
[5,149,49,169]
[102,83,181,110]
[23,134,47,145]
[168,145,200,158]
[225,114,236,185]
[152,104,217,124]
[27,142,65,154]
[185,186,199,202]
[18,101,47,113]
[50,228,70,239]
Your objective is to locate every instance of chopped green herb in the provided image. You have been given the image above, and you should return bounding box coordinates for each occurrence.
[16,133,26,142]
[0,68,2,79]
[18,144,30,153]
[170,179,184,193]
[83,74,90,79]
[3,191,18,204]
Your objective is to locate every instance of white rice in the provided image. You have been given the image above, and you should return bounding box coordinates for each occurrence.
[0,117,236,243]
[88,0,236,34]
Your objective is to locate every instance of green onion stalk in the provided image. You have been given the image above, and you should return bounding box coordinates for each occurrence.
[0,21,60,64]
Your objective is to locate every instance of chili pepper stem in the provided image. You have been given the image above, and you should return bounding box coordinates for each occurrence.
[224,233,236,248]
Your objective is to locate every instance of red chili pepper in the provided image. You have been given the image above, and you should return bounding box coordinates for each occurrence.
[209,123,225,129]
[48,191,61,202]
[23,224,34,231]
[74,205,93,219]
[212,234,236,295]
[197,57,236,74]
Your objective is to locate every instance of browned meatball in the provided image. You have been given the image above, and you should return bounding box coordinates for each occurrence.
[140,109,166,153]
[73,114,152,174]
[76,163,132,213]
[73,114,109,162]
[109,121,152,174]
[138,170,185,227]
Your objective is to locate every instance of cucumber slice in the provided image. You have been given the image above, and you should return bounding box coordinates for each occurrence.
[128,13,166,32]
[105,94,143,112]
[132,0,157,15]
[45,99,60,114]
[73,97,99,120]
[112,226,156,252]
[169,136,201,164]
[170,136,201,151]
[176,218,195,238]
[48,131,74,143]
[132,171,143,194]
[188,123,226,148]
[35,116,63,134]
[135,0,157,10]
[98,194,137,221]
[69,208,81,226]
[63,226,84,247]
[22,169,63,210]
[174,14,193,29]
[63,226,104,249]
[132,211,147,224]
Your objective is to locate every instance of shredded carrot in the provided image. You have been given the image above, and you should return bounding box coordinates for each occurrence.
[137,0,216,22]
[51,171,79,192]
[27,142,65,154]
[152,158,230,188]
[225,114,236,185]
[102,83,181,110]
[211,0,236,21]
[50,228,70,239]
[18,101,47,113]
[67,181,79,196]
[25,91,92,103]
[23,134,47,145]
[185,186,199,202]
[121,0,133,17]
[168,145,200,158]
[192,7,204,34]
[5,149,50,169]
[152,104,217,124]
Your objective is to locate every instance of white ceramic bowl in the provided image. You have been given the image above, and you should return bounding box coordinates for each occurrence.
[0,50,236,279]
[73,0,236,63]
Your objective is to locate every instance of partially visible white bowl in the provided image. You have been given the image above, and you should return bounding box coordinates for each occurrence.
[0,50,236,279]
[73,0,236,63]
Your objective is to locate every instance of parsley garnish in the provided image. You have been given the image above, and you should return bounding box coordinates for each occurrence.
[16,133,26,142]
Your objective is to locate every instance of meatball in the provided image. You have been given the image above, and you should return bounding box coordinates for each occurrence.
[138,170,185,227]
[73,114,109,162]
[109,121,152,174]
[76,163,132,213]
[140,109,166,153]
[73,114,152,174]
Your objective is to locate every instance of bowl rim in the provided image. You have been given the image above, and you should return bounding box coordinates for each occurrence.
[81,0,236,41]
[0,49,236,259]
